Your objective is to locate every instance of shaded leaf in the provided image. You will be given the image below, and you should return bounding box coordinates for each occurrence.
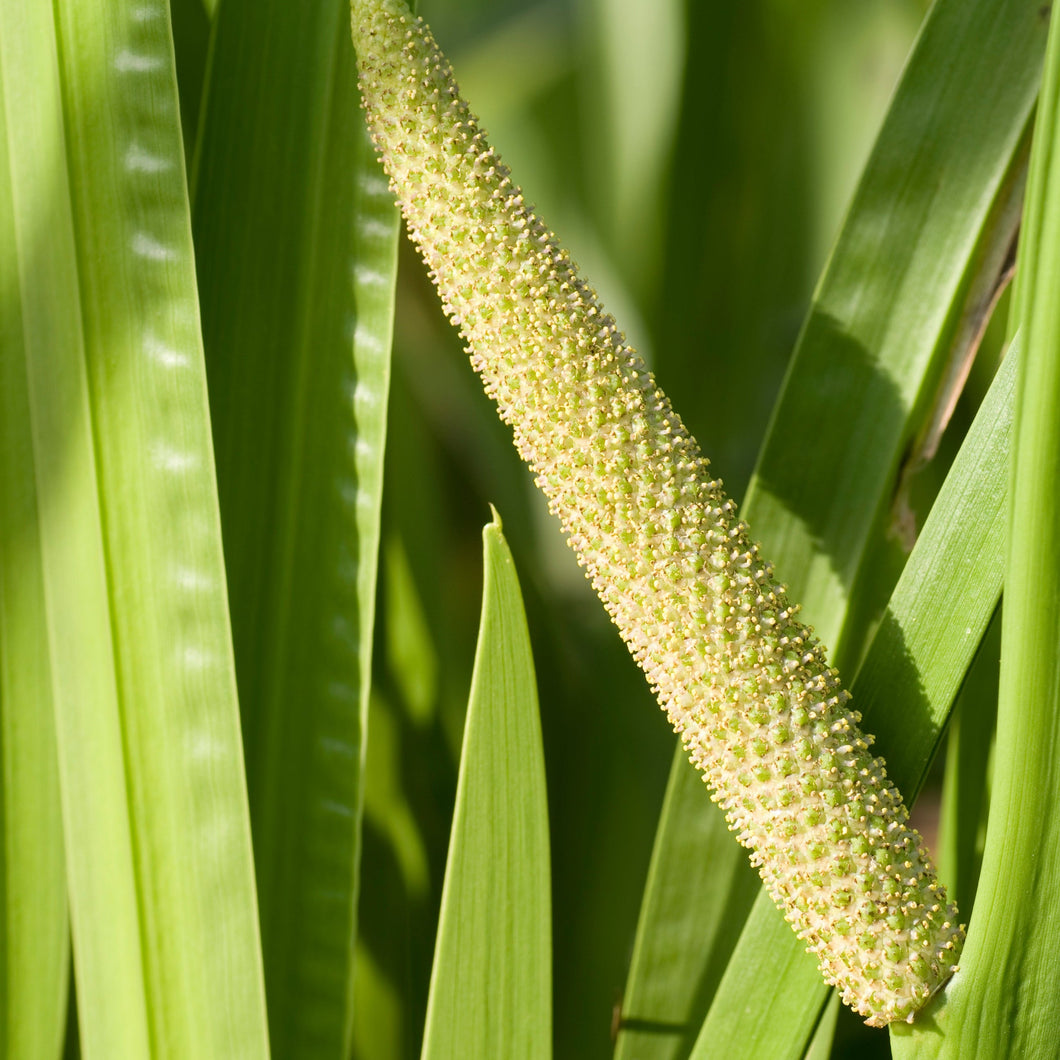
[193,0,399,1052]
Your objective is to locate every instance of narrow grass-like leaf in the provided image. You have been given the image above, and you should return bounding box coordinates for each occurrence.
[691,342,1016,1059]
[849,347,1016,792]
[0,446,68,1060]
[747,0,1041,663]
[192,1,399,1052]
[617,1,1043,1051]
[0,11,69,1055]
[421,513,550,1060]
[0,12,149,1053]
[892,13,1060,1055]
[2,0,270,1056]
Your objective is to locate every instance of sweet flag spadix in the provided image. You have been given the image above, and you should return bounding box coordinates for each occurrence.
[349,0,963,1026]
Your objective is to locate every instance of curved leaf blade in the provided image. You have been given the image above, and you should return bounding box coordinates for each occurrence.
[746,0,1041,661]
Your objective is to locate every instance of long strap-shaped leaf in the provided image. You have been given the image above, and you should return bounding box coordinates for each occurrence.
[616,2,1044,1055]
[892,10,1060,1057]
[1,1,270,1056]
[746,0,1040,662]
[192,0,399,1053]
[0,8,70,1056]
[420,514,551,1060]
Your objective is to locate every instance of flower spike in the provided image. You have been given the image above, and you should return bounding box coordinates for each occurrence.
[350,0,963,1026]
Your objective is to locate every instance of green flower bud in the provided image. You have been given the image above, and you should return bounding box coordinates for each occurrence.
[350,0,963,1027]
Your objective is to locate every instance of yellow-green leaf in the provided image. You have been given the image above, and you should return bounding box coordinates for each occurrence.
[421,513,551,1060]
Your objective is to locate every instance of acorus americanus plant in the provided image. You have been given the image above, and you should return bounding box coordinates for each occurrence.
[349,0,964,1027]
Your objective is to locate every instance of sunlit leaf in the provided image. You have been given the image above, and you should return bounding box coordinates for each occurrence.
[421,514,551,1060]
[1,0,270,1055]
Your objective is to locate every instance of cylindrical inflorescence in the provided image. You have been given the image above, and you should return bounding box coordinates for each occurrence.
[350,0,963,1026]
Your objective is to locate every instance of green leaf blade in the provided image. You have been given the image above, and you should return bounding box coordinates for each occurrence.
[895,10,1060,1055]
[0,11,73,1056]
[746,0,1042,660]
[1,5,152,1055]
[193,1,399,1051]
[421,513,551,1060]
[2,0,271,1054]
